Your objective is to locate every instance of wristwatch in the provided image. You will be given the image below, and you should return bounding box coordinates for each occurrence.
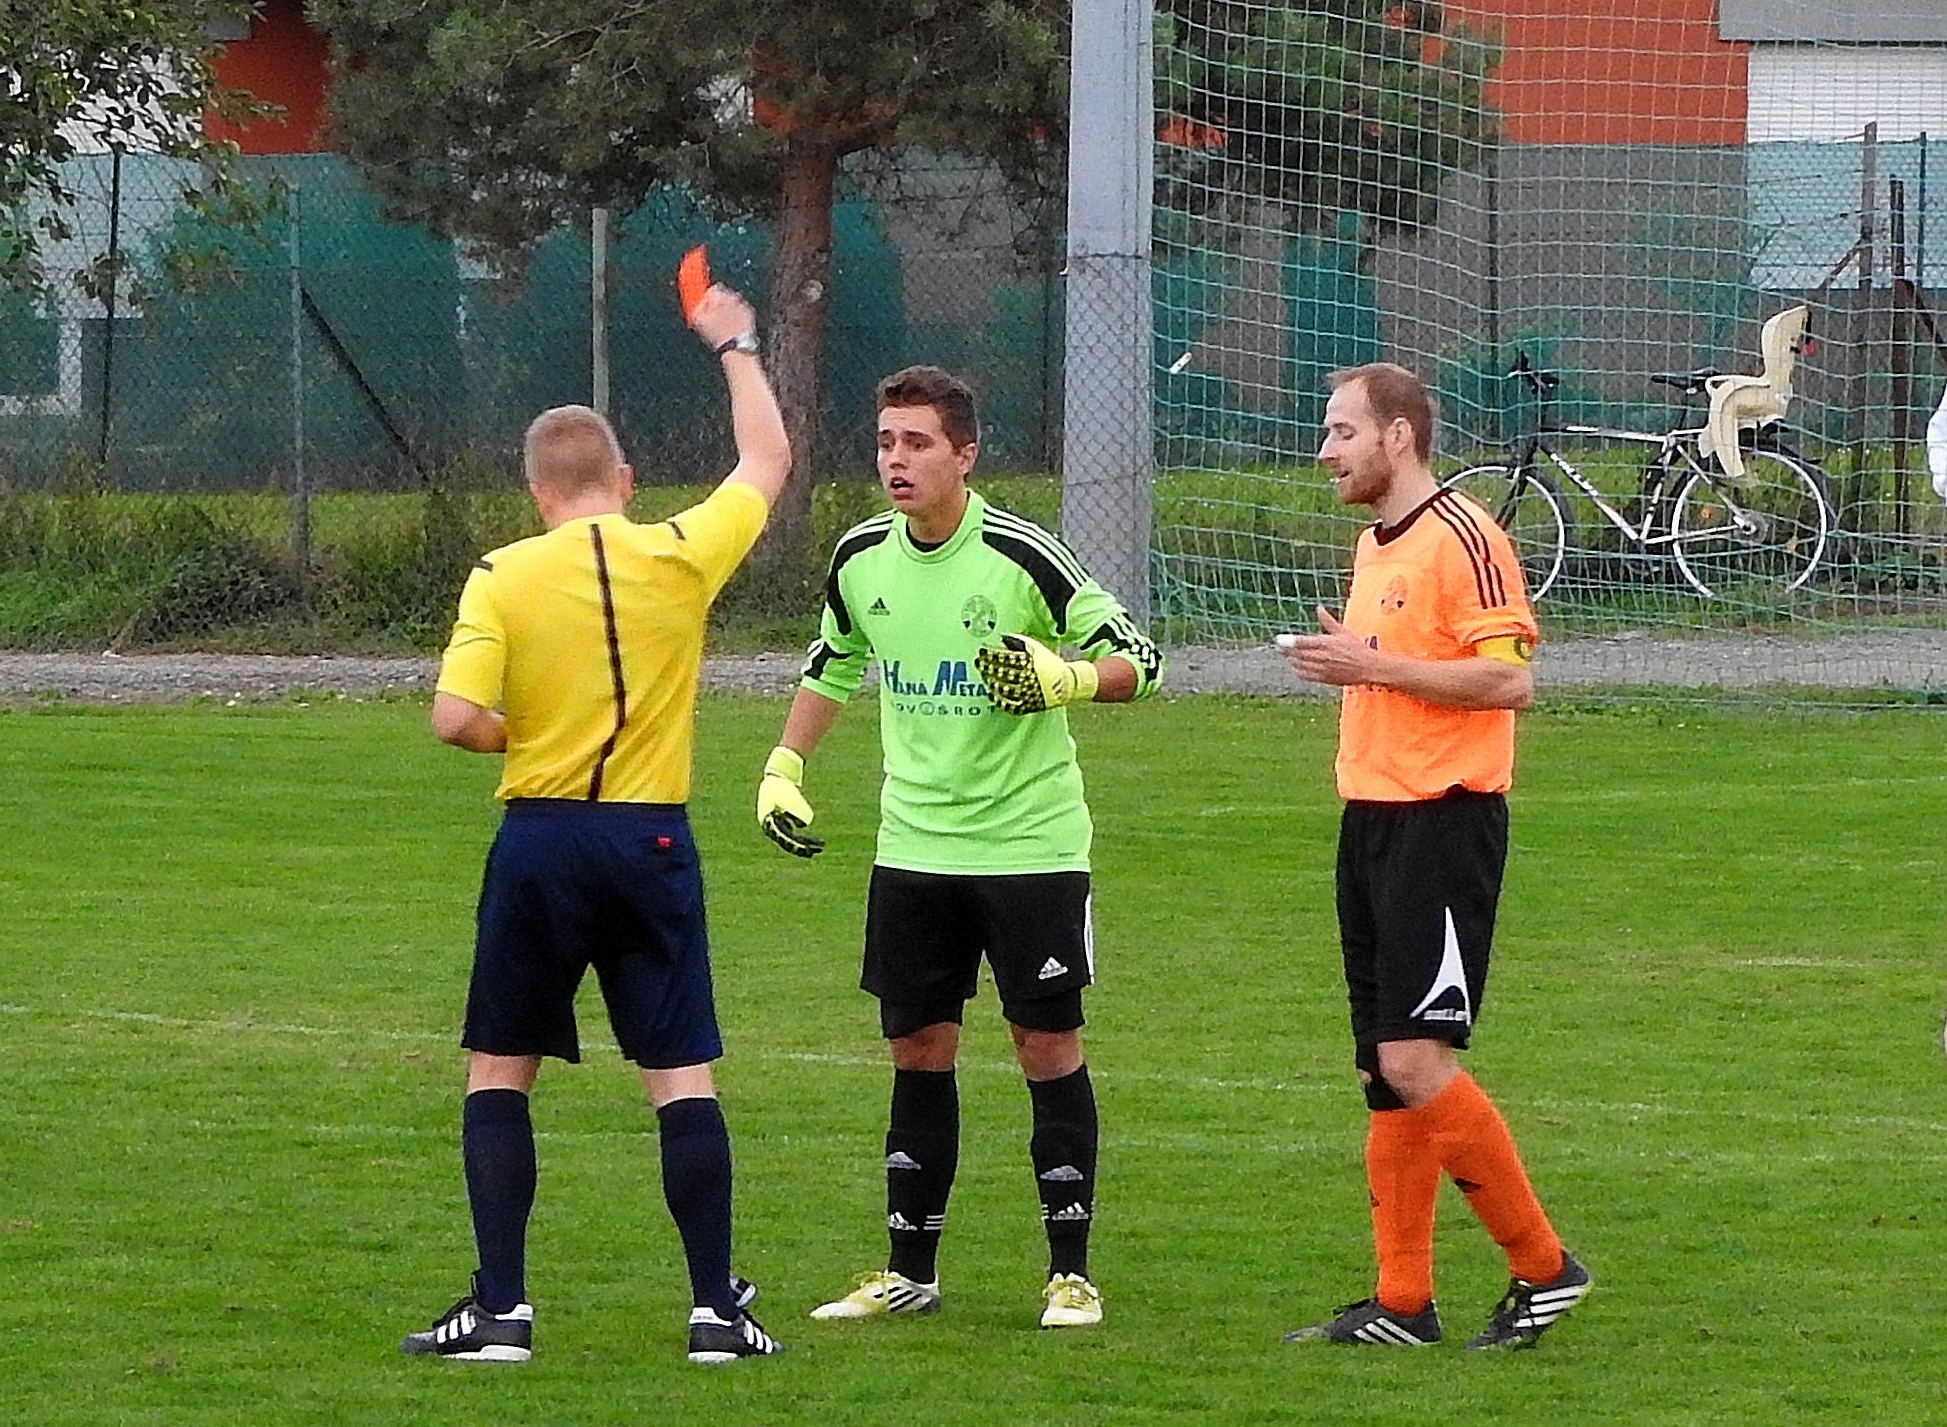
[713,331,760,357]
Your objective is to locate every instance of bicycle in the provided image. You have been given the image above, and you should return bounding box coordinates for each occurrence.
[1440,355,1836,602]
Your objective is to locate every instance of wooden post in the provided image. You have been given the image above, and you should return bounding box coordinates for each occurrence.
[591,207,610,417]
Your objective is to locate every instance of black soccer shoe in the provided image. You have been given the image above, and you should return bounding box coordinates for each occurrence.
[399,1285,534,1362]
[732,1274,758,1311]
[687,1307,786,1365]
[1283,1297,1442,1346]
[1465,1250,1593,1350]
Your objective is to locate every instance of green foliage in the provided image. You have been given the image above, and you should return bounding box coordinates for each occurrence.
[2,698,1945,1423]
[0,0,271,297]
[0,478,1070,652]
[307,2,1068,267]
[1156,0,1499,241]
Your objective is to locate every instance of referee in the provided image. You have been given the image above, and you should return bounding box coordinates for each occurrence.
[1281,363,1591,1350]
[399,284,790,1365]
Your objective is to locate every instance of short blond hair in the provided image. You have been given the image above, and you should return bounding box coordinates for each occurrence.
[524,405,625,495]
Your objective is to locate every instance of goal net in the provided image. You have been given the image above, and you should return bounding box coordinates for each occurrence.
[1149,0,1947,697]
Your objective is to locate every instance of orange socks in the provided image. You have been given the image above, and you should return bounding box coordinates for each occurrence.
[1420,1072,1563,1285]
[1366,1108,1440,1315]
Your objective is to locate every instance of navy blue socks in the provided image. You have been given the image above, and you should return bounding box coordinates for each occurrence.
[463,1087,536,1314]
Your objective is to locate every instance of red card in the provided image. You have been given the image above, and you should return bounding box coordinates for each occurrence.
[677,245,710,324]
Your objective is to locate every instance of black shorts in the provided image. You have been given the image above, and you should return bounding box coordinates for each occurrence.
[863,866,1092,1038]
[463,799,722,1069]
[1336,790,1507,1050]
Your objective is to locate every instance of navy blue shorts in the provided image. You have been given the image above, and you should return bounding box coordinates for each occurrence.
[462,800,722,1069]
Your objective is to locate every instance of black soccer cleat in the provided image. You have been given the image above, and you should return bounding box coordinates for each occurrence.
[731,1274,758,1311]
[399,1282,534,1362]
[687,1307,785,1364]
[1466,1250,1593,1350]
[1283,1297,1442,1346]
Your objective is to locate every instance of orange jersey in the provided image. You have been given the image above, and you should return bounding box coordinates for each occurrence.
[1335,489,1539,802]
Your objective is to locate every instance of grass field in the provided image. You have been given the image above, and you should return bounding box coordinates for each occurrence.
[3,693,1944,1424]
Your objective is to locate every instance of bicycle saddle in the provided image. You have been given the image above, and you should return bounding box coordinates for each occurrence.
[1649,370,1720,396]
[1505,355,1560,393]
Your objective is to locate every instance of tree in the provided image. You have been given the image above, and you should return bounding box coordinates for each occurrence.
[0,0,266,296]
[1156,0,1498,242]
[309,1,1069,563]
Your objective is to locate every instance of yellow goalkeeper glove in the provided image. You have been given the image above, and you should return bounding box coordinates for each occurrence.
[756,745,824,857]
[975,633,1100,715]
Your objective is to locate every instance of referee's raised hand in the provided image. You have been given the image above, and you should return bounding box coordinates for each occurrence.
[688,284,760,355]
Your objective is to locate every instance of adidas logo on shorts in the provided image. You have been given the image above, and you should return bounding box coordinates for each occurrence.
[1037,957,1068,981]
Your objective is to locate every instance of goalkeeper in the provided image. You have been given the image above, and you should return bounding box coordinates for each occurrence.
[758,365,1162,1331]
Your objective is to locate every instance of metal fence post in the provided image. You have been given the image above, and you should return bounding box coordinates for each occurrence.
[289,184,310,600]
[1061,0,1155,623]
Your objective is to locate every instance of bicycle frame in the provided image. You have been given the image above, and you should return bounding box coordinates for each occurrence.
[1523,423,1722,553]
[1447,354,1836,601]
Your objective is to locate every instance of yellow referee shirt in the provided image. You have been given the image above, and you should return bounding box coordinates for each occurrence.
[436,481,767,804]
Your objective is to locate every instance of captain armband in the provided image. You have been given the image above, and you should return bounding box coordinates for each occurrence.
[1475,635,1534,668]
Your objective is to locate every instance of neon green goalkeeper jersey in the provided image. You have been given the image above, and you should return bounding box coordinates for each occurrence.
[801,490,1163,875]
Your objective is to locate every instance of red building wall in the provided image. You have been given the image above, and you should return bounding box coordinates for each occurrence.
[220,0,1746,157]
[208,0,331,154]
[1449,0,1749,145]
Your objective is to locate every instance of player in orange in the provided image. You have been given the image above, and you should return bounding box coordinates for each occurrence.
[1279,362,1590,1350]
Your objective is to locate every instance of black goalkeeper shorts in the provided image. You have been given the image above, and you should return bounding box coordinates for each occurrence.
[1337,790,1507,1050]
[863,866,1092,1037]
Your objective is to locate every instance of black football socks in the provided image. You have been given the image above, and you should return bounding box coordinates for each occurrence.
[885,1068,959,1284]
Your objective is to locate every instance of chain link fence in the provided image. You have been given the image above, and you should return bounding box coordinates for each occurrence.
[0,152,1062,495]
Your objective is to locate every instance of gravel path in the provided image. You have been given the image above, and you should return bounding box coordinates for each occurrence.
[1,631,1942,704]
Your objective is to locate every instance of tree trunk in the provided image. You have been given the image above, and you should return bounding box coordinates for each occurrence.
[757,133,841,567]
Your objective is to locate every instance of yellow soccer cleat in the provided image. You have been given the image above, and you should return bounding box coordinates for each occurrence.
[809,1269,941,1320]
[1039,1272,1104,1329]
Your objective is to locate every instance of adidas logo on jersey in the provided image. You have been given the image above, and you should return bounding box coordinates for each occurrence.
[868,597,891,615]
[1036,957,1068,981]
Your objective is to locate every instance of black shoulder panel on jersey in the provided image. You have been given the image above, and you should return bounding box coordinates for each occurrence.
[980,529,1079,627]
[804,639,843,684]
[825,522,894,636]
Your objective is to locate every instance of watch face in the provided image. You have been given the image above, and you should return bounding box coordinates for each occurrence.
[720,331,759,355]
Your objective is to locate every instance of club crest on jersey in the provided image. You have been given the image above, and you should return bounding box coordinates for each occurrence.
[1380,576,1409,614]
[960,593,998,639]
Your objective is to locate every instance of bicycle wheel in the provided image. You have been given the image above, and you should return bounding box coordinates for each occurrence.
[1668,449,1832,599]
[1438,464,1571,601]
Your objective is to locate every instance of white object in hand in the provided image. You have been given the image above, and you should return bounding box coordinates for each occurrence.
[1273,633,1299,650]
